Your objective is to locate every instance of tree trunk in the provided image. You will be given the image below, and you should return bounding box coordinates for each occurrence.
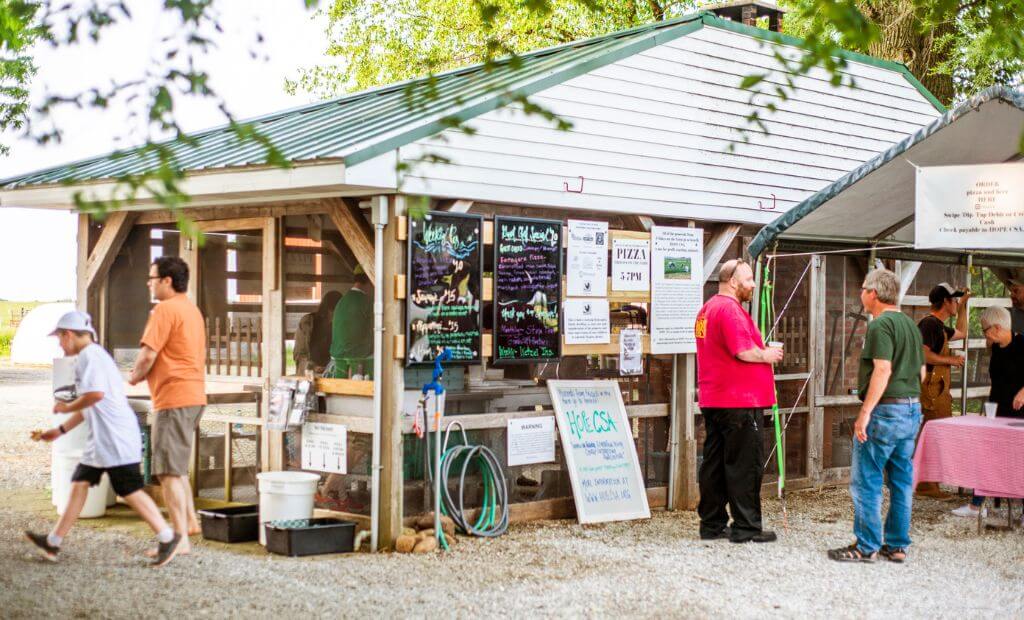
[858,0,955,106]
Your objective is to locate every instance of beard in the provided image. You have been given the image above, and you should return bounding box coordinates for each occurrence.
[737,285,754,303]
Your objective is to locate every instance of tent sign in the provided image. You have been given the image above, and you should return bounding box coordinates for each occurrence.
[915,163,1024,249]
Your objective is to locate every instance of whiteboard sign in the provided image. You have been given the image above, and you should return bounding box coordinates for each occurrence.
[546,380,650,524]
[611,237,650,291]
[650,226,704,354]
[915,163,1024,249]
[507,416,556,466]
[301,422,347,474]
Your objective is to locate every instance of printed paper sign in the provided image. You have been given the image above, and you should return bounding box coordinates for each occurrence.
[567,220,608,297]
[301,422,347,474]
[546,380,650,524]
[650,226,704,354]
[507,416,556,466]
[611,237,650,292]
[915,163,1024,249]
[564,298,610,345]
[619,329,643,376]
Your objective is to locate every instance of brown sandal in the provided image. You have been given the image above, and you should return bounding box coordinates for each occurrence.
[827,544,877,563]
[880,545,907,563]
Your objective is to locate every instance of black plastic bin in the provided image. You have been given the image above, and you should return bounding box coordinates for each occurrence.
[264,518,357,557]
[198,505,260,543]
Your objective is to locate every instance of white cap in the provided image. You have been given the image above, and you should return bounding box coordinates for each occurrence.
[50,310,97,339]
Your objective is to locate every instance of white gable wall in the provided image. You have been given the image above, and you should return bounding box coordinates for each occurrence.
[388,24,941,223]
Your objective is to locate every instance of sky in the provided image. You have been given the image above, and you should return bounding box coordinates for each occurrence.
[0,1,333,301]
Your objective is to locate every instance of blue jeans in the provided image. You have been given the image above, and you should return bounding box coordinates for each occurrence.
[850,402,922,554]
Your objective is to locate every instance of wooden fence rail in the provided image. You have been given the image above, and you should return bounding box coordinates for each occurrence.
[205,316,262,376]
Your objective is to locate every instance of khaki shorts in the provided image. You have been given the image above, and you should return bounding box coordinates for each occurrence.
[151,406,205,477]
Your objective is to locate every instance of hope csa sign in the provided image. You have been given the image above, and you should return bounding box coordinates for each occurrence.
[547,380,651,524]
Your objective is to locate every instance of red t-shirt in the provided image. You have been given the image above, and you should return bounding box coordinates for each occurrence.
[695,294,776,408]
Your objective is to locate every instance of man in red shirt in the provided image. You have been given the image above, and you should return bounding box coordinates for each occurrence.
[695,259,783,543]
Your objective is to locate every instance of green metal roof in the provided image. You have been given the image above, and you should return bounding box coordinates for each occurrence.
[1,11,943,190]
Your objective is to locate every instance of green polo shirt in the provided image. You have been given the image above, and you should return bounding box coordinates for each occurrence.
[858,310,925,400]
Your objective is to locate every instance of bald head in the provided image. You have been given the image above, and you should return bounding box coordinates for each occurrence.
[719,259,755,302]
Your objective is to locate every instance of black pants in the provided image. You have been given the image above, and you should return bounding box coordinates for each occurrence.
[698,408,765,541]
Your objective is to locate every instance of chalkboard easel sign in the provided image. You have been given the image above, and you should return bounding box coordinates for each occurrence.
[493,216,562,363]
[406,211,484,365]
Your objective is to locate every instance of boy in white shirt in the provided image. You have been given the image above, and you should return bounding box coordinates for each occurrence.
[25,311,182,567]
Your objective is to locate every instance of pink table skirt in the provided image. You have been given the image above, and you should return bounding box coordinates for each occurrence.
[913,415,1024,499]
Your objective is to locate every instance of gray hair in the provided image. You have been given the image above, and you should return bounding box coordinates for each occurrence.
[980,306,1011,331]
[862,268,899,304]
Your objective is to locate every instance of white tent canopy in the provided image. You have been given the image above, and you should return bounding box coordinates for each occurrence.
[749,86,1024,268]
[10,302,75,365]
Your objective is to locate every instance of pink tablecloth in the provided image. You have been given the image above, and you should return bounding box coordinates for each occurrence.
[914,416,1024,499]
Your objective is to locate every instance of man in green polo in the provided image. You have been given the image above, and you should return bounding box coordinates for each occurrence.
[328,265,374,379]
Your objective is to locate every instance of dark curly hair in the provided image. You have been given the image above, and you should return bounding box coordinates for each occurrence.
[152,256,189,293]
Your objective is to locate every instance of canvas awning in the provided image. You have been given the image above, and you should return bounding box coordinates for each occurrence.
[748,86,1024,268]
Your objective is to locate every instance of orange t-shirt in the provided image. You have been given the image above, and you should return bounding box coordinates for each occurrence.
[140,294,207,410]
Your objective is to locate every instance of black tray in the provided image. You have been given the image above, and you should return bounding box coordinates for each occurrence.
[198,505,260,543]
[264,518,356,557]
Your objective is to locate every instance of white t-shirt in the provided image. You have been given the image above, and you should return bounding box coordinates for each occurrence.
[75,344,142,468]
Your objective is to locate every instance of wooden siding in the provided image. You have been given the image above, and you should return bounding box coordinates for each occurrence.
[392,24,941,223]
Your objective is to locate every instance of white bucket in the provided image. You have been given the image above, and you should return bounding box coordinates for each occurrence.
[257,471,320,545]
[51,452,109,519]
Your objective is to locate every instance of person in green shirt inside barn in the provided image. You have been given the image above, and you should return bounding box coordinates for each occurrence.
[327,264,374,379]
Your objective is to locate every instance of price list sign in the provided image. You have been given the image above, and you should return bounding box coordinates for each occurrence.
[406,211,484,365]
[493,216,562,363]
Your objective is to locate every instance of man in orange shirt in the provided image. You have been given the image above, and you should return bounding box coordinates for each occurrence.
[129,256,207,555]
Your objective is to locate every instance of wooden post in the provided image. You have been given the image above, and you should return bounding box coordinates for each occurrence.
[378,194,406,550]
[179,230,200,303]
[807,255,826,485]
[261,216,285,472]
[668,353,698,510]
[76,214,90,312]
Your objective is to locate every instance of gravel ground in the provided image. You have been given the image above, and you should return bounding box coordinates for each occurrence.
[2,363,1023,618]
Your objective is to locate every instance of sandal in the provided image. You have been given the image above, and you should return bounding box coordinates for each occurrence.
[827,544,877,563]
[879,545,907,563]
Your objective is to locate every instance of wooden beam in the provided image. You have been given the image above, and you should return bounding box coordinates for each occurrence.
[179,232,200,302]
[668,354,698,510]
[84,210,137,292]
[325,197,376,284]
[261,216,285,472]
[379,195,406,551]
[445,199,473,213]
[807,255,826,485]
[702,223,741,285]
[76,214,90,311]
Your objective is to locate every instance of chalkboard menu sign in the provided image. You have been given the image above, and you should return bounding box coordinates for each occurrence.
[406,211,483,365]
[493,216,562,363]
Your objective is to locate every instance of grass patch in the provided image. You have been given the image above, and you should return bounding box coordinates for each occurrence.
[0,300,44,329]
[0,327,14,358]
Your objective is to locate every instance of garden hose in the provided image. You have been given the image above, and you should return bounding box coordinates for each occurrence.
[425,421,509,549]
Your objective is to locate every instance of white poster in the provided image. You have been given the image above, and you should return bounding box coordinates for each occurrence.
[619,329,643,376]
[916,163,1024,249]
[567,220,608,297]
[301,422,347,474]
[650,226,704,354]
[546,380,650,524]
[507,416,556,466]
[564,298,610,345]
[611,237,650,291]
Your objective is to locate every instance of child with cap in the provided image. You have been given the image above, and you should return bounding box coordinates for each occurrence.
[25,310,182,567]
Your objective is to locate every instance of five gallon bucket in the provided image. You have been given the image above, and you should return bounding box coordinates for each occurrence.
[257,471,320,545]
[51,451,110,519]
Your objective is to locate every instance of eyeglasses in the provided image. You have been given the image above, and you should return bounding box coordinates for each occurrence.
[147,275,164,282]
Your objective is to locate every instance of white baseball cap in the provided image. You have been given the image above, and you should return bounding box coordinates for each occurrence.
[50,310,97,339]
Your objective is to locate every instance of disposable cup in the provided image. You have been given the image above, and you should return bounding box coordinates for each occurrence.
[984,402,997,418]
[768,341,784,349]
